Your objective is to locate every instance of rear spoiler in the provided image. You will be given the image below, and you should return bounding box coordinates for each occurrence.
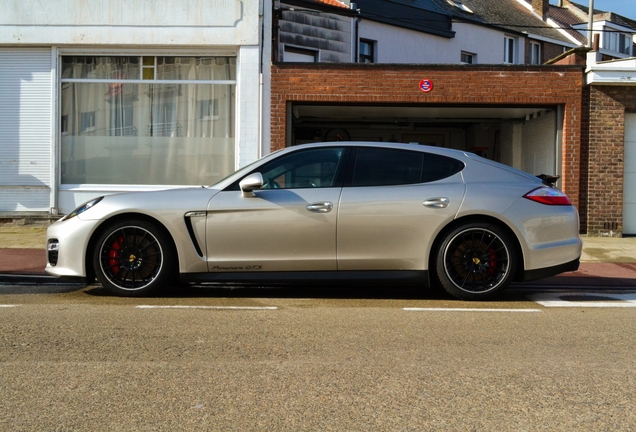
[537,174,559,187]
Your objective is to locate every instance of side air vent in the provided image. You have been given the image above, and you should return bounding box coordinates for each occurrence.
[184,211,206,257]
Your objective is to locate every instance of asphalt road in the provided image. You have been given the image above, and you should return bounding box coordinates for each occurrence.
[1,283,636,431]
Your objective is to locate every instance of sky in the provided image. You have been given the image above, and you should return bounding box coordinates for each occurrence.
[551,0,636,19]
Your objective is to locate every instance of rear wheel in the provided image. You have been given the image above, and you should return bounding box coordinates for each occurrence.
[435,223,517,300]
[93,220,174,296]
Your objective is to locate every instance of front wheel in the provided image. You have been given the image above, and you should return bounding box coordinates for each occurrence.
[435,223,517,300]
[93,219,174,296]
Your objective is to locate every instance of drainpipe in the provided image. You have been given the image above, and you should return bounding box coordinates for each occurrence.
[354,16,361,62]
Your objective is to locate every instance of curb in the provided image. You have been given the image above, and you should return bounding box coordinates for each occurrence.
[0,274,73,285]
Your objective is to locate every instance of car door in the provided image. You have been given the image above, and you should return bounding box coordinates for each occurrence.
[205,147,347,272]
[337,147,466,271]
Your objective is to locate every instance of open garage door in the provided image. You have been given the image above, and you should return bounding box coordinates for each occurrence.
[290,103,560,181]
[624,113,636,236]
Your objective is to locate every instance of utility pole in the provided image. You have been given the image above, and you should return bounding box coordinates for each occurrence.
[588,0,594,47]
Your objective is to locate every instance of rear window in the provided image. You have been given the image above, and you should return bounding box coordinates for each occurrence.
[351,147,464,187]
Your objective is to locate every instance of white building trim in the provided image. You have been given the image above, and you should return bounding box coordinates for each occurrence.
[586,55,636,86]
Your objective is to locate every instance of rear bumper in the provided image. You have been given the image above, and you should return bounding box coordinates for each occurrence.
[520,258,580,282]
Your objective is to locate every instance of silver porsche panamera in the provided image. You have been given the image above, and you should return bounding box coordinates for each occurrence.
[45,142,582,300]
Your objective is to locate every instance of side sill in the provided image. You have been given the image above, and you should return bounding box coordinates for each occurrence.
[521,258,580,282]
[180,270,429,286]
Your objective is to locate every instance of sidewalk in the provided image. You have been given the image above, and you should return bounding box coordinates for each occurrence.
[0,224,635,286]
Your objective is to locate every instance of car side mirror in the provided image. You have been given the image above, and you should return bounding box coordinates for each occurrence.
[239,172,263,197]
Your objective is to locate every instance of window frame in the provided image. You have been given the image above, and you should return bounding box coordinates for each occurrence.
[504,36,516,64]
[529,41,541,65]
[460,51,475,64]
[283,45,319,62]
[359,39,376,63]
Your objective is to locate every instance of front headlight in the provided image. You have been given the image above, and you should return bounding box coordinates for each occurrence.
[62,197,104,221]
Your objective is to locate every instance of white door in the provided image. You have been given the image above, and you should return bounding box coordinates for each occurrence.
[624,113,636,235]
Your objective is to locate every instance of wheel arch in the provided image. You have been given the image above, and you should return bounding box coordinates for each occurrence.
[429,214,525,282]
[85,213,180,284]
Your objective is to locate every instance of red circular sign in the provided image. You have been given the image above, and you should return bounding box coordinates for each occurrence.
[419,79,433,92]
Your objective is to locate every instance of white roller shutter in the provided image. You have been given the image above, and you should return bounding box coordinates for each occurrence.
[624,113,636,235]
[0,48,52,211]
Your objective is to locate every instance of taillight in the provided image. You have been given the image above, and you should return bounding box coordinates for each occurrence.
[523,187,572,206]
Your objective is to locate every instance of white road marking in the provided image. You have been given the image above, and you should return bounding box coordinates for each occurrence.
[530,292,636,307]
[136,305,278,310]
[403,308,541,313]
[0,305,19,308]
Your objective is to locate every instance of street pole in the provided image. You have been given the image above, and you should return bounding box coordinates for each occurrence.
[588,0,594,47]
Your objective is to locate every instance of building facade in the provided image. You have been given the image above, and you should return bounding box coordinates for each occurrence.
[0,0,261,215]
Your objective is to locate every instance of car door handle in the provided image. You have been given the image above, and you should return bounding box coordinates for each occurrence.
[306,202,334,213]
[423,197,450,208]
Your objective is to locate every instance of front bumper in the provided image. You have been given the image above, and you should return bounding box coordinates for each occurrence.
[45,217,100,278]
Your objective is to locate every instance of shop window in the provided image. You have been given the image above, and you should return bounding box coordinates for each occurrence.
[80,112,95,133]
[199,99,219,121]
[61,115,68,136]
[60,55,237,186]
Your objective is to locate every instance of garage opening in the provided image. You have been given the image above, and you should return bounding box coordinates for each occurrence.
[289,103,561,181]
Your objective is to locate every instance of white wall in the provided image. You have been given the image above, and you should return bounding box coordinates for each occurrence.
[0,0,259,46]
[359,21,524,64]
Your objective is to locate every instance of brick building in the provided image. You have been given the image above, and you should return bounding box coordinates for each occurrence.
[585,55,636,236]
[270,62,585,212]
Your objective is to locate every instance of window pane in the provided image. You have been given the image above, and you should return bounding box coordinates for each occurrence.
[352,148,422,187]
[61,56,140,79]
[60,82,235,185]
[421,153,464,183]
[156,57,236,80]
[259,148,344,189]
[359,39,375,63]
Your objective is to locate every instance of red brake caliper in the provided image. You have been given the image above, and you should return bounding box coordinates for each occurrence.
[108,236,124,274]
[487,247,497,276]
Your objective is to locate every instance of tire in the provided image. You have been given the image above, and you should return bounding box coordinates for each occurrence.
[93,219,174,296]
[435,222,517,300]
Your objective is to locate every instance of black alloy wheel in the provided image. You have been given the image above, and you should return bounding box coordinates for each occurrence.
[436,223,517,300]
[93,219,174,296]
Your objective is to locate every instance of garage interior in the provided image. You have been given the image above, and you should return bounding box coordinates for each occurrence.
[289,103,562,181]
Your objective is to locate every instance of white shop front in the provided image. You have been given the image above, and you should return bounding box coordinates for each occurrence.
[0,0,261,215]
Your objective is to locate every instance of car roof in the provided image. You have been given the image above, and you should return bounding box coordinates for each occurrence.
[284,141,469,158]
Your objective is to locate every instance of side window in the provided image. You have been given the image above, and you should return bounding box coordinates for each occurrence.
[350,147,464,187]
[352,148,422,187]
[421,153,464,183]
[259,147,345,189]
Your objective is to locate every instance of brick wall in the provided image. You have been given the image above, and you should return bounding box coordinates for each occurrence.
[543,42,568,64]
[523,39,566,64]
[587,86,636,235]
[271,63,585,211]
